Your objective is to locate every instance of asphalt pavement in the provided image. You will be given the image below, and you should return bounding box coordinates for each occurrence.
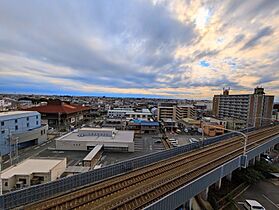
[236,180,279,210]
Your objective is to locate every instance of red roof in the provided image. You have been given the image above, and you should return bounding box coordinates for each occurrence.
[24,103,91,114]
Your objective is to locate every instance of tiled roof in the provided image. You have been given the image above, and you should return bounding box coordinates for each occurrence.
[24,103,91,114]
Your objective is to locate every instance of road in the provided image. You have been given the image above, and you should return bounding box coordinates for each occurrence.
[2,136,56,170]
[236,180,279,210]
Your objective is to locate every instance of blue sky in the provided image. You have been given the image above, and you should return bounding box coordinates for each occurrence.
[0,0,279,100]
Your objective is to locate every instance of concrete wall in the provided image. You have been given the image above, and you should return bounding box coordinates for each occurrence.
[50,158,67,181]
[56,139,134,152]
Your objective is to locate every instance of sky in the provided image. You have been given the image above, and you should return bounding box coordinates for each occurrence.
[0,0,279,100]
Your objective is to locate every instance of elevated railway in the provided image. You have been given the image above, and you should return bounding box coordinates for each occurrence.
[25,125,279,210]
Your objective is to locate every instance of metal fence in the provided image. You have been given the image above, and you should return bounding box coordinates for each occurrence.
[0,127,261,209]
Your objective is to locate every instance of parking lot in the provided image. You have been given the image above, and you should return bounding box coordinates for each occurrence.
[166,132,206,146]
[99,134,165,166]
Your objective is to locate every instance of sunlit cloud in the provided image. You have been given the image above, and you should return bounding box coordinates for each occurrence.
[0,0,279,100]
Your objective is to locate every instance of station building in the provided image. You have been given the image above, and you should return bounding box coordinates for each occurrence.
[56,127,135,152]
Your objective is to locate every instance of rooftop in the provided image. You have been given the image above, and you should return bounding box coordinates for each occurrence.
[58,129,134,143]
[83,144,103,161]
[24,102,90,114]
[1,158,66,179]
[0,111,39,121]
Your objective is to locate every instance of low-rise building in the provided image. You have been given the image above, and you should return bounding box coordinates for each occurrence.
[161,118,178,132]
[82,144,103,168]
[127,119,159,134]
[224,118,247,130]
[24,100,91,130]
[0,111,48,156]
[107,108,152,120]
[202,117,227,128]
[56,127,135,152]
[201,122,224,137]
[0,158,66,192]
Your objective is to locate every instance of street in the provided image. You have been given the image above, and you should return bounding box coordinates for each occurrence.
[236,180,279,210]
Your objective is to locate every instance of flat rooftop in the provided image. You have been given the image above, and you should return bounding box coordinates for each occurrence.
[1,158,65,179]
[0,111,39,120]
[58,130,134,143]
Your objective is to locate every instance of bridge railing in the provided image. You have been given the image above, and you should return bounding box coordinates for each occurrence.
[0,127,257,209]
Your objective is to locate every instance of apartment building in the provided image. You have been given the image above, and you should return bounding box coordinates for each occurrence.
[174,105,196,121]
[157,102,176,121]
[0,111,48,156]
[213,87,274,127]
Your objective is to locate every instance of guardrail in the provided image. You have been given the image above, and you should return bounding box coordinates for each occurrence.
[0,127,257,209]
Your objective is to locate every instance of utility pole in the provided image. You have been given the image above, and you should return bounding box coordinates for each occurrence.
[0,155,2,195]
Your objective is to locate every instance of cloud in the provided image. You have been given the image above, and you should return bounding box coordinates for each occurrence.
[0,0,279,100]
[241,26,274,50]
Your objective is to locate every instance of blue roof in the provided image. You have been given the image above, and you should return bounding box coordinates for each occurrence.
[131,119,159,126]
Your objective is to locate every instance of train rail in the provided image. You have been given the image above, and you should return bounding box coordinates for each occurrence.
[25,126,279,210]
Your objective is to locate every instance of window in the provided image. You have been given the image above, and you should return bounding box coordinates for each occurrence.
[27,123,29,127]
[15,119,18,123]
[1,130,4,134]
[5,182,8,187]
[36,121,39,125]
[36,115,38,119]
[15,125,18,130]
[41,130,43,135]
[27,117,29,121]
[1,121,4,126]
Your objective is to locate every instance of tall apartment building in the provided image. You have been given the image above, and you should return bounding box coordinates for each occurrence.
[174,105,196,121]
[213,87,274,127]
[0,111,48,156]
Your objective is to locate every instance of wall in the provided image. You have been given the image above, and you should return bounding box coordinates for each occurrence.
[50,158,67,181]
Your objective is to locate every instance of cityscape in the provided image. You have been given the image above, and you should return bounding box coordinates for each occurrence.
[1,1,279,210]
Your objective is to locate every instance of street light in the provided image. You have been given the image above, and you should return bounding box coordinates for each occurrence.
[201,124,248,155]
[0,155,2,195]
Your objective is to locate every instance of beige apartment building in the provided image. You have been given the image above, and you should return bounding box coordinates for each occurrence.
[213,87,274,127]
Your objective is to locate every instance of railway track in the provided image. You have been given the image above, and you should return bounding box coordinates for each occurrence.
[25,126,279,210]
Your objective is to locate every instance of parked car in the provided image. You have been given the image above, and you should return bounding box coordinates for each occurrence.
[155,140,162,143]
[260,154,273,163]
[244,199,265,210]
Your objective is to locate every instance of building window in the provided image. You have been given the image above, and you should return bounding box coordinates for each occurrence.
[15,119,18,123]
[27,117,29,121]
[36,115,38,119]
[1,130,4,134]
[1,121,4,126]
[5,182,8,187]
[27,123,29,127]
[36,121,39,125]
[15,125,18,130]
[41,130,43,135]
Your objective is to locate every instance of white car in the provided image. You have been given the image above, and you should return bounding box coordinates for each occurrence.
[244,199,265,210]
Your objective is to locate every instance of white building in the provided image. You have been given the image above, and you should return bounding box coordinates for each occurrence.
[0,158,66,192]
[0,111,48,156]
[56,127,134,152]
[0,99,12,111]
[107,108,152,120]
